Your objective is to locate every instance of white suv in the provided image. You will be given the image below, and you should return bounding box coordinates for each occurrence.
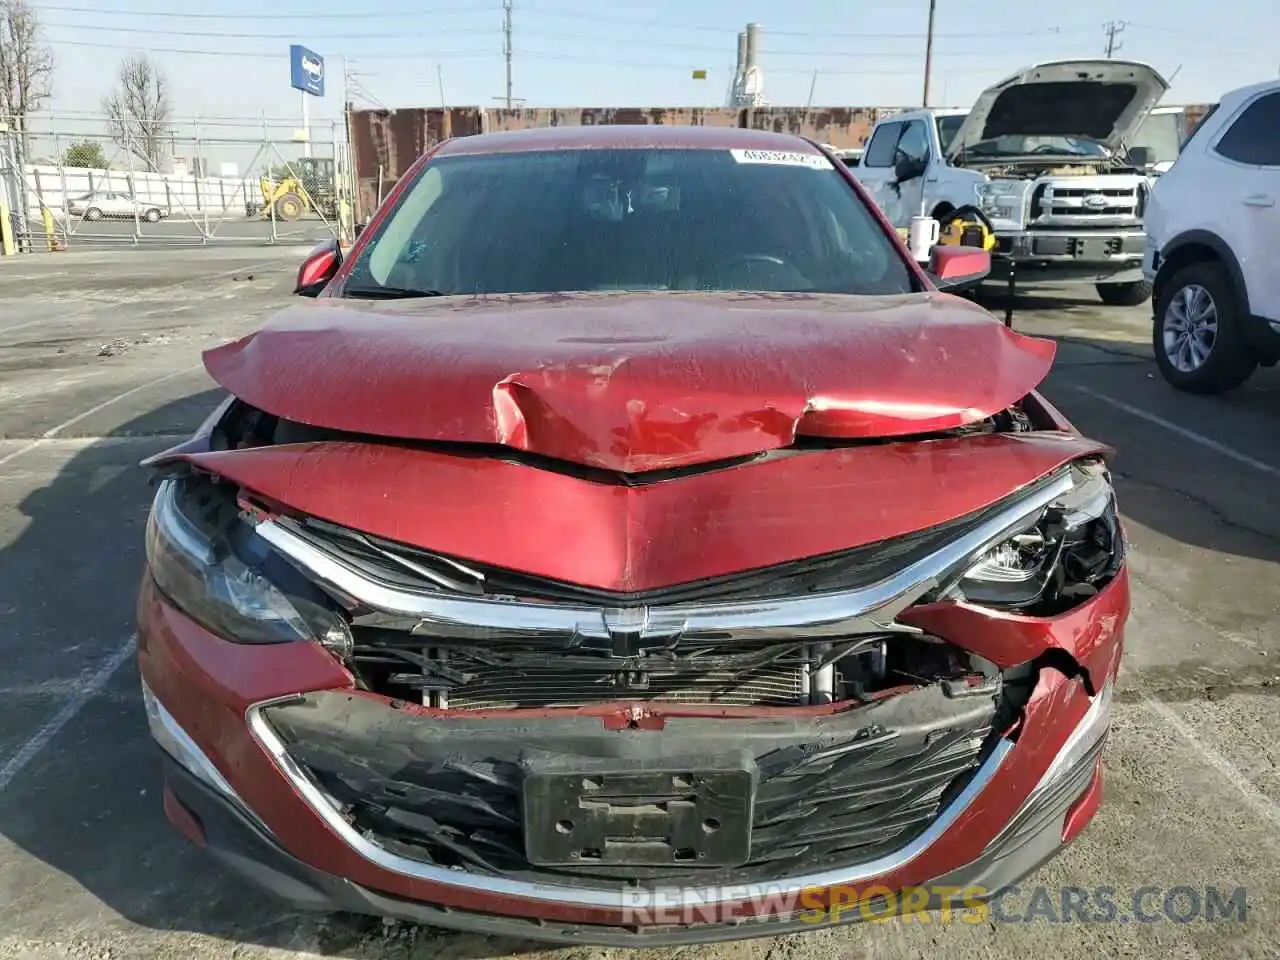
[1143,80,1280,393]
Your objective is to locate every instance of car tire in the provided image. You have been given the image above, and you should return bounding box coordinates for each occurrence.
[84,208,103,221]
[1096,280,1153,307]
[144,208,162,223]
[1152,261,1256,394]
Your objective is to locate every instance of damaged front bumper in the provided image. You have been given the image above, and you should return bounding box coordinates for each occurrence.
[138,563,1125,944]
[146,666,1113,944]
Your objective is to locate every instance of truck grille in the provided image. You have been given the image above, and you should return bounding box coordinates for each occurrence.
[261,690,998,886]
[1031,183,1143,225]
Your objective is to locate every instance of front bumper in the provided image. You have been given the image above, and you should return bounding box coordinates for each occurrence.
[990,229,1147,285]
[137,567,1127,944]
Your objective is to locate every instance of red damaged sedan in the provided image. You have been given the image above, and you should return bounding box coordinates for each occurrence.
[136,125,1126,945]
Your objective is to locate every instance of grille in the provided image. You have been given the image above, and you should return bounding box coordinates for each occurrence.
[263,690,998,886]
[1035,184,1140,222]
[352,628,811,709]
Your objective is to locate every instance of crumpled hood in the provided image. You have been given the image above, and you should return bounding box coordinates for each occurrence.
[204,291,1056,474]
[946,59,1170,158]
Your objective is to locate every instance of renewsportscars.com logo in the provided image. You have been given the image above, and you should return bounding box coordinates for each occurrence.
[620,884,1249,926]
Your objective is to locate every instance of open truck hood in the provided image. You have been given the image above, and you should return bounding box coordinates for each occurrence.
[945,59,1170,159]
[203,291,1056,475]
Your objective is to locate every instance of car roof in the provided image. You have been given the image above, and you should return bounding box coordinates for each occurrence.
[1218,78,1280,107]
[434,124,824,158]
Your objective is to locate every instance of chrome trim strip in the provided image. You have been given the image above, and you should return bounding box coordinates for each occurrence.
[245,700,1016,907]
[144,679,243,806]
[984,678,1113,850]
[253,471,1075,641]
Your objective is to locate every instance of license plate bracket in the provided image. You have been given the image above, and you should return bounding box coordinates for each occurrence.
[522,756,756,868]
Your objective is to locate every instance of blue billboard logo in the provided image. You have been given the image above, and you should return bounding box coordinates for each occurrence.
[290,45,325,97]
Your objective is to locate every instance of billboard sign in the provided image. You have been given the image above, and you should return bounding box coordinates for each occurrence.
[290,45,325,97]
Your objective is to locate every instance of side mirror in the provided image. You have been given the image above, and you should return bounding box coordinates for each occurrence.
[294,238,342,297]
[928,245,991,292]
[353,221,367,240]
[894,154,927,183]
[1127,146,1155,168]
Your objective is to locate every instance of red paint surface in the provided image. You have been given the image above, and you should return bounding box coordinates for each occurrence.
[929,245,992,281]
[137,570,1127,924]
[166,431,1103,593]
[204,293,1056,474]
[435,124,839,156]
[902,572,1131,677]
[162,782,207,848]
[1061,759,1104,844]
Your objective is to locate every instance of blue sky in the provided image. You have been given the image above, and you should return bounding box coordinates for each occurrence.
[31,0,1279,127]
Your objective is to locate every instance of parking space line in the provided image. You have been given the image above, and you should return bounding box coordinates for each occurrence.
[0,635,138,791]
[1061,383,1280,479]
[1141,693,1280,835]
[0,363,202,469]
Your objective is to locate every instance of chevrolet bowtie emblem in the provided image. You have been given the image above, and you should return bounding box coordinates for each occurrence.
[571,607,683,658]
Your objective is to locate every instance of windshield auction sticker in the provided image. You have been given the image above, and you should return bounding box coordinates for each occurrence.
[729,149,833,169]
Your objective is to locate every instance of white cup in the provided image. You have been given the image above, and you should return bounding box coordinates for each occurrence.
[907,215,941,261]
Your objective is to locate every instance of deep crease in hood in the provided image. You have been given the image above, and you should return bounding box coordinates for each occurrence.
[945,59,1170,159]
[204,291,1056,474]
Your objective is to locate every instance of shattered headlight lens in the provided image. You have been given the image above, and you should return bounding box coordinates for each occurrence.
[946,460,1123,612]
[146,477,350,647]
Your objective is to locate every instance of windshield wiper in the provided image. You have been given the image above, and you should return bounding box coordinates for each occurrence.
[343,285,448,300]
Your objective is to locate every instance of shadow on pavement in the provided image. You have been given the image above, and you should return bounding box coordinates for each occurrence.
[0,388,536,959]
[974,286,1103,314]
[1035,329,1280,569]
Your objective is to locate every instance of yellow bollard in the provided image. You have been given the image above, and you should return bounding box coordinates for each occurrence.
[42,206,58,251]
[0,203,14,256]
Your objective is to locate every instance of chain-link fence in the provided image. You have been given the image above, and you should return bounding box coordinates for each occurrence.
[0,111,356,251]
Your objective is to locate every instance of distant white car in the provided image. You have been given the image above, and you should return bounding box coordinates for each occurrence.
[1143,79,1280,393]
[65,191,167,223]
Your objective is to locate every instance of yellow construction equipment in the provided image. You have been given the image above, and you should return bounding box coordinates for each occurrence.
[246,158,339,222]
[937,205,996,252]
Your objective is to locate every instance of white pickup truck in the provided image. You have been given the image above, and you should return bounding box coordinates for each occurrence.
[854,59,1169,305]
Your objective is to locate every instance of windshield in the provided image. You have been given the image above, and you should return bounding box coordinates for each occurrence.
[342,147,915,298]
[937,114,967,154]
[963,135,1109,158]
[1129,112,1183,165]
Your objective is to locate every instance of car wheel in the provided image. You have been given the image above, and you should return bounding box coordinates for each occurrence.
[1152,261,1256,394]
[144,208,162,223]
[1096,280,1153,307]
[84,207,103,221]
[274,192,305,222]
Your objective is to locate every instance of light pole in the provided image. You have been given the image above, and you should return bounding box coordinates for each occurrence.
[922,0,937,107]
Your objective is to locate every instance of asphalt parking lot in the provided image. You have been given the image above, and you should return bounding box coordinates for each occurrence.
[0,249,1278,960]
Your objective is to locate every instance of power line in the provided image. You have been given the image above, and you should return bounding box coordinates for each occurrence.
[33,19,1127,61]
[35,35,1014,76]
[29,1,1109,40]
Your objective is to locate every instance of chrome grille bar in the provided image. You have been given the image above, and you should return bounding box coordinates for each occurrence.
[253,470,1074,639]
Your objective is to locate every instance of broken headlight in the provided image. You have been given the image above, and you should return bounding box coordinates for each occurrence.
[145,476,351,648]
[945,460,1123,613]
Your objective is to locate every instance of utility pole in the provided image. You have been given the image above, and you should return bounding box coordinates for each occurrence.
[922,0,937,107]
[1103,20,1126,58]
[502,0,514,109]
